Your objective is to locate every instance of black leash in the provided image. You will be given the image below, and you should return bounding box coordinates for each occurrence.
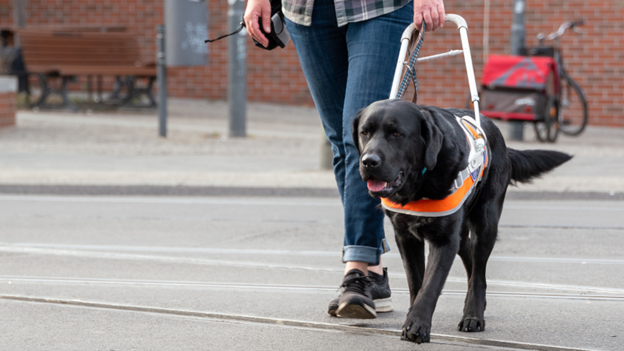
[205,22,245,43]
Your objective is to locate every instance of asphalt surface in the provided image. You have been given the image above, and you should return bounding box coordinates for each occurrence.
[1,100,623,350]
[0,195,623,350]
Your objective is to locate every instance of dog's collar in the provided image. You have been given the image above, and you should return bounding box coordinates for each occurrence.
[381,116,488,218]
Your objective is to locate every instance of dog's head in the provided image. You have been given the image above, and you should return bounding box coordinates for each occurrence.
[352,99,443,198]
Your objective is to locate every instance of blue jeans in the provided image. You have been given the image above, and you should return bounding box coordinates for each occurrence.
[285,0,413,265]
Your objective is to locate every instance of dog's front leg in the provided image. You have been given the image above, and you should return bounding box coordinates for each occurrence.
[393,224,425,306]
[401,226,460,344]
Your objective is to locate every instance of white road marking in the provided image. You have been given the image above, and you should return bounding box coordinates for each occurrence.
[1,276,622,302]
[1,244,623,295]
[2,195,623,211]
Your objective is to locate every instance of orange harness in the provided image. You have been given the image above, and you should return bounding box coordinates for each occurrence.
[381,116,488,217]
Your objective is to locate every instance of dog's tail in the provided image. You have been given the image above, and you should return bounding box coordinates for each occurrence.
[507,148,573,185]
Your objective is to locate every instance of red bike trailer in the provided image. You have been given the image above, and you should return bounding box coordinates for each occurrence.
[480,55,558,122]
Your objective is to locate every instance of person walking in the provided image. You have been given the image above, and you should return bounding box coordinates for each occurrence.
[244,0,445,319]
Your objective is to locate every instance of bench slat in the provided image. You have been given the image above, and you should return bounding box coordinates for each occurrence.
[17,29,151,69]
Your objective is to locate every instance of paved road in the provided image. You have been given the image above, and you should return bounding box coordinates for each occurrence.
[1,194,622,350]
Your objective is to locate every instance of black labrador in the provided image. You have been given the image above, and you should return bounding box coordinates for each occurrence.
[352,99,571,344]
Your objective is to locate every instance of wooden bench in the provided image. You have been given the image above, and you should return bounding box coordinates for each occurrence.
[17,28,156,109]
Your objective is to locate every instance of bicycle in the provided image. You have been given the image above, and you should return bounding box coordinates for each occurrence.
[528,20,589,141]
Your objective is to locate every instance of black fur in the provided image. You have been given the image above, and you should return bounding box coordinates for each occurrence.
[508,148,573,185]
[352,100,571,344]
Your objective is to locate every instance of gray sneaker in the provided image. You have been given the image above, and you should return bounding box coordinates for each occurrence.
[334,269,376,319]
[328,268,393,316]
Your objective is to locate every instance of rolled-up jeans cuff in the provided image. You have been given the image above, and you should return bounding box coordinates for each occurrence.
[342,240,390,266]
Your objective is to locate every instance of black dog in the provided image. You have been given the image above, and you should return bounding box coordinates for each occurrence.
[352,99,571,344]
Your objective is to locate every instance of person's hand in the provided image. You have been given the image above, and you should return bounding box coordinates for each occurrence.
[244,0,271,47]
[413,0,445,32]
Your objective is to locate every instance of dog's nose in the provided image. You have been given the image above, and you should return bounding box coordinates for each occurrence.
[362,154,381,169]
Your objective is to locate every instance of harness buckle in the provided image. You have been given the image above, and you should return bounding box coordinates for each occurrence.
[454,176,463,190]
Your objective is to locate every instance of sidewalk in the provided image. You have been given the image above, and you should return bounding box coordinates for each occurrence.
[1,99,624,350]
[1,98,623,196]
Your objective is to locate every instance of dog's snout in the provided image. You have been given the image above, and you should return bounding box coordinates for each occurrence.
[362,154,381,169]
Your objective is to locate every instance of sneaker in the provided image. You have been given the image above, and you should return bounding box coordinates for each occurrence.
[333,269,376,319]
[328,268,393,316]
[369,268,393,312]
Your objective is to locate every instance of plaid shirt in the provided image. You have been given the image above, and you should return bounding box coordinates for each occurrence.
[283,0,411,27]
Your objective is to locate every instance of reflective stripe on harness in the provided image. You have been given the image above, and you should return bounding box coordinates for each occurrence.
[381,116,488,217]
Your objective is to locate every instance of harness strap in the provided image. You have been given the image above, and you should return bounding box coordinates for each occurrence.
[381,116,488,218]
[380,176,477,217]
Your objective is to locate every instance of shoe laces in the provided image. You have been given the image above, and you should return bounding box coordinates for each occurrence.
[340,274,374,296]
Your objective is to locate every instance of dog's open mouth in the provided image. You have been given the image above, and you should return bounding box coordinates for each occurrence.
[367,172,403,194]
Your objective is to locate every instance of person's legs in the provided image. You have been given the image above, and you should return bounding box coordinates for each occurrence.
[286,0,387,268]
[334,5,414,318]
[284,1,349,204]
[286,0,412,318]
[341,2,414,266]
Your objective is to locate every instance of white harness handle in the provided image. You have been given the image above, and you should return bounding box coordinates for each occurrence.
[389,14,482,130]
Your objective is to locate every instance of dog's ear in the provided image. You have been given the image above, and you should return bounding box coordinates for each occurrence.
[351,109,364,155]
[419,109,443,170]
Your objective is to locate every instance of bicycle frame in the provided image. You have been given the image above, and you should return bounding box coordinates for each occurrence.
[535,20,584,98]
[528,19,588,139]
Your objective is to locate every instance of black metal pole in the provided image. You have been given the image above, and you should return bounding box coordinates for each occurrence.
[228,0,246,137]
[157,24,167,138]
[509,0,526,141]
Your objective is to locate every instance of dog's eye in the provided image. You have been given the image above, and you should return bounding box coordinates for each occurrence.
[361,131,369,136]
[393,132,402,137]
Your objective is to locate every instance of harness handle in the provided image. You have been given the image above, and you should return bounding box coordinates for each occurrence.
[390,14,482,129]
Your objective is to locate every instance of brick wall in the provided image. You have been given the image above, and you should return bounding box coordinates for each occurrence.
[0,1,10,26]
[0,91,16,127]
[415,0,624,127]
[1,0,622,126]
[167,0,311,104]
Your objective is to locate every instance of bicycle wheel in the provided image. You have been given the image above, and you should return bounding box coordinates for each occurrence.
[558,73,588,136]
[534,96,559,143]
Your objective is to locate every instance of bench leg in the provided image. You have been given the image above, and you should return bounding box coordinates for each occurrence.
[31,74,78,110]
[120,76,135,105]
[32,73,50,108]
[105,76,156,108]
[110,76,129,101]
[122,76,157,107]
[87,75,93,102]
[146,76,156,107]
[97,75,103,103]
[61,76,79,111]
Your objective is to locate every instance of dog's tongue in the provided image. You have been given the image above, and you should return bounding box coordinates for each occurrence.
[367,179,385,192]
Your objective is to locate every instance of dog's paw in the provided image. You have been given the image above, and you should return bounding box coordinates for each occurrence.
[457,317,485,332]
[401,319,431,344]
